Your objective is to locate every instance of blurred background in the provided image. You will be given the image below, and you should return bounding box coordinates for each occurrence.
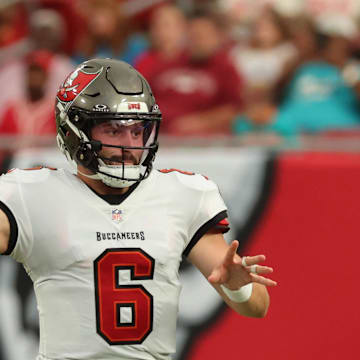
[1,0,360,359]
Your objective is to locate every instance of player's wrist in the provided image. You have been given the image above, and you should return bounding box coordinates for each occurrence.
[220,283,253,303]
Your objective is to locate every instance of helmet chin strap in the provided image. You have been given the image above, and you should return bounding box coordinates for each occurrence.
[98,164,140,188]
[77,164,140,188]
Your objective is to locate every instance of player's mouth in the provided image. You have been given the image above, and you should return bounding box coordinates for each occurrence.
[105,154,139,166]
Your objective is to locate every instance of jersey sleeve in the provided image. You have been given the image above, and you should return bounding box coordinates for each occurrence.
[182,175,229,257]
[0,170,33,262]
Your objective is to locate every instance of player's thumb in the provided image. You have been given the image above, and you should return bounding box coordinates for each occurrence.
[208,269,222,284]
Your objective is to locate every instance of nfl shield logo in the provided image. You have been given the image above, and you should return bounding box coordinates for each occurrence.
[112,209,123,223]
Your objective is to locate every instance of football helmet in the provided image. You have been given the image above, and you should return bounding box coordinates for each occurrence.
[55,58,161,188]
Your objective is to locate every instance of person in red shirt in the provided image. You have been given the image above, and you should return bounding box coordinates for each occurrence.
[137,7,244,136]
[0,50,56,142]
[135,4,188,80]
[0,1,29,66]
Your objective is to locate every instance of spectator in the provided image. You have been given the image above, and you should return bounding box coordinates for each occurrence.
[29,8,66,54]
[72,0,148,66]
[232,15,316,134]
[270,13,360,136]
[141,8,244,136]
[231,6,296,94]
[0,50,56,142]
[35,0,85,56]
[233,14,360,136]
[0,0,30,66]
[135,3,188,81]
[0,8,74,122]
[28,8,75,90]
[229,6,296,134]
[272,15,320,104]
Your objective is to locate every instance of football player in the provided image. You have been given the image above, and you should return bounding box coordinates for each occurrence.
[0,59,276,360]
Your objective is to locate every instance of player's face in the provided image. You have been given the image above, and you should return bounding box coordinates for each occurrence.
[91,120,144,165]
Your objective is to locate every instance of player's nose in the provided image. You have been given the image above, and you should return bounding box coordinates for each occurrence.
[119,129,141,147]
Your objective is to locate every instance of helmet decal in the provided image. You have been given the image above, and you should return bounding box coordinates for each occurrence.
[57,67,102,104]
[117,102,149,113]
[92,104,110,112]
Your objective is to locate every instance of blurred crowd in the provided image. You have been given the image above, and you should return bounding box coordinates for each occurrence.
[1,0,360,146]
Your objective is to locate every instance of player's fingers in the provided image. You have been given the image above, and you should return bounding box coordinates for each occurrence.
[207,272,218,284]
[243,255,266,266]
[208,268,225,284]
[223,240,239,266]
[250,273,277,287]
[248,265,273,275]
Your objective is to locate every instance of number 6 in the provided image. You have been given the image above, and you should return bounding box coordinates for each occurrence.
[94,248,154,345]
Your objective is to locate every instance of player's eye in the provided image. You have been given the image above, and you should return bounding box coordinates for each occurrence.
[131,127,143,138]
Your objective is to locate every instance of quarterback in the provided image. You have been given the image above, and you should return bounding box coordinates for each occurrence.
[0,59,276,360]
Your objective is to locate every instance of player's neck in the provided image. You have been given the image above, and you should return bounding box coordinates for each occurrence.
[76,166,130,195]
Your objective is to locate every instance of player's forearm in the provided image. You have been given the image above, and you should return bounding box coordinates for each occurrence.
[222,283,270,318]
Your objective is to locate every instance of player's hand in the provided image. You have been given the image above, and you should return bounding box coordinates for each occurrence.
[207,240,277,289]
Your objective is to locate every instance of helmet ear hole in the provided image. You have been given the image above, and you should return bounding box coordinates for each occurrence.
[76,144,96,167]
[68,108,91,133]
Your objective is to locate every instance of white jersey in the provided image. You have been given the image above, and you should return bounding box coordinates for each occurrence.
[0,167,228,360]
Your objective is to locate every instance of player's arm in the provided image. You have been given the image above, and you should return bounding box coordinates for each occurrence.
[0,208,10,254]
[187,230,277,318]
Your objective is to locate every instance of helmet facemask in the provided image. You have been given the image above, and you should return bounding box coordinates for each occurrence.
[59,107,160,188]
[88,117,159,188]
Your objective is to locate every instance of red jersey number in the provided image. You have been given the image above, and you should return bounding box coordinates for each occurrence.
[94,248,154,345]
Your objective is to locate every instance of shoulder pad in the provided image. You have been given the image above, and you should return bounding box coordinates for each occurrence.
[158,168,217,192]
[1,167,57,184]
[1,168,20,181]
